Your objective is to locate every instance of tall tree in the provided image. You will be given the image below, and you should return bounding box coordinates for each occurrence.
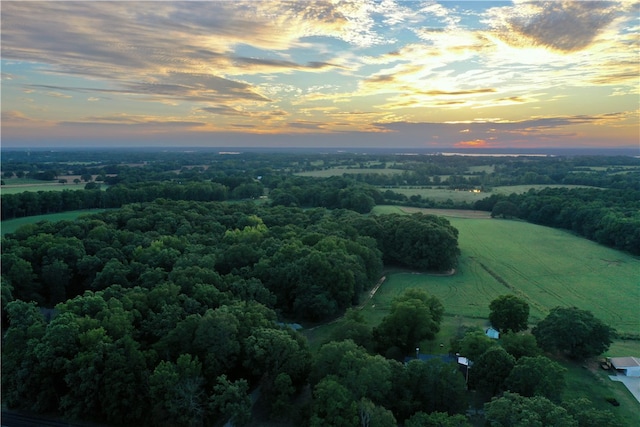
[149,354,207,427]
[209,375,251,427]
[457,330,497,362]
[469,347,515,397]
[484,392,577,427]
[374,289,444,354]
[405,411,471,427]
[500,333,541,360]
[489,295,530,333]
[310,378,359,427]
[562,398,620,427]
[532,307,615,359]
[504,356,566,402]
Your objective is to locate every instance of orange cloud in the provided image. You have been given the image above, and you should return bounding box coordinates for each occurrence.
[455,139,489,148]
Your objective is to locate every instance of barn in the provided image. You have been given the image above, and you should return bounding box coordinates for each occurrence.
[608,357,640,377]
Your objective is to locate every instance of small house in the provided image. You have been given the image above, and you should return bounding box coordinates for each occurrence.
[608,357,640,377]
[485,327,500,339]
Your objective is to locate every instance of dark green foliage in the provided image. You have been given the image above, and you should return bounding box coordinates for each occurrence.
[374,288,444,353]
[504,355,566,402]
[374,213,459,271]
[562,398,620,427]
[479,187,640,255]
[484,392,578,427]
[209,375,251,427]
[405,411,471,427]
[149,354,206,427]
[0,154,468,425]
[456,330,497,362]
[310,378,359,427]
[532,306,615,359]
[468,347,515,396]
[311,340,395,404]
[390,359,468,421]
[330,309,374,351]
[491,200,520,218]
[500,332,541,360]
[489,294,530,333]
[357,398,397,427]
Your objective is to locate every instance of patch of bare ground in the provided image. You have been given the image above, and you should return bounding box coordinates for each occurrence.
[398,207,492,219]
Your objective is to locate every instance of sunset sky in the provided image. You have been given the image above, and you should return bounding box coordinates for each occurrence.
[2,1,638,149]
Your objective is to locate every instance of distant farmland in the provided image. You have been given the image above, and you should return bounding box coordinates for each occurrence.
[0,183,89,194]
[1,210,106,235]
[363,207,640,352]
[387,184,602,204]
[296,167,405,177]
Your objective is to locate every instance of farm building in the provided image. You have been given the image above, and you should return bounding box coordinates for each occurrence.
[608,357,640,377]
[485,327,500,339]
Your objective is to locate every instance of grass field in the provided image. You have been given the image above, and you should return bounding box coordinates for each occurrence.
[562,361,640,426]
[1,175,109,194]
[1,183,88,194]
[385,187,488,203]
[306,206,640,424]
[386,184,602,204]
[296,168,405,177]
[370,209,639,337]
[1,210,106,235]
[492,184,601,194]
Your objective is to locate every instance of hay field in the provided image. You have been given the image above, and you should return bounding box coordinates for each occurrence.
[365,214,639,337]
[387,184,601,204]
[296,167,405,177]
[1,210,106,235]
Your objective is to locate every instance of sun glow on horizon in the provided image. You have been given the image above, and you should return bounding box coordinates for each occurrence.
[1,1,638,148]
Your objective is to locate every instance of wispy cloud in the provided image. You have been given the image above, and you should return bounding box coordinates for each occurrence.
[1,1,637,147]
[486,1,626,52]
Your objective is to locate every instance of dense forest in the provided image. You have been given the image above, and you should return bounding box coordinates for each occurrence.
[2,200,459,425]
[2,150,639,254]
[1,150,636,426]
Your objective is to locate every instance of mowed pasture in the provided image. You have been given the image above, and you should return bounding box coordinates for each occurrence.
[1,182,88,194]
[387,184,601,204]
[360,206,640,355]
[1,175,109,194]
[296,167,405,177]
[1,210,106,236]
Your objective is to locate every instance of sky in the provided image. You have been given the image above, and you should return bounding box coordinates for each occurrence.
[1,0,639,149]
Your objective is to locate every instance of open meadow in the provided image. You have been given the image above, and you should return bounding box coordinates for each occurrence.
[295,167,405,177]
[372,207,639,342]
[1,210,107,236]
[1,175,108,195]
[385,184,602,204]
[306,205,640,424]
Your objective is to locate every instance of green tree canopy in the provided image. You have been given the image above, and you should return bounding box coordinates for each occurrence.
[469,346,515,397]
[532,307,615,359]
[395,359,468,419]
[484,392,577,427]
[374,289,444,354]
[457,330,497,362]
[562,398,620,427]
[504,356,566,402]
[500,333,541,360]
[405,411,471,427]
[489,294,530,333]
[310,378,359,427]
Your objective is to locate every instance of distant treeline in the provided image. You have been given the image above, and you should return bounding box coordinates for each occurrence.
[3,152,640,256]
[1,177,383,220]
[475,187,640,255]
[2,201,459,316]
